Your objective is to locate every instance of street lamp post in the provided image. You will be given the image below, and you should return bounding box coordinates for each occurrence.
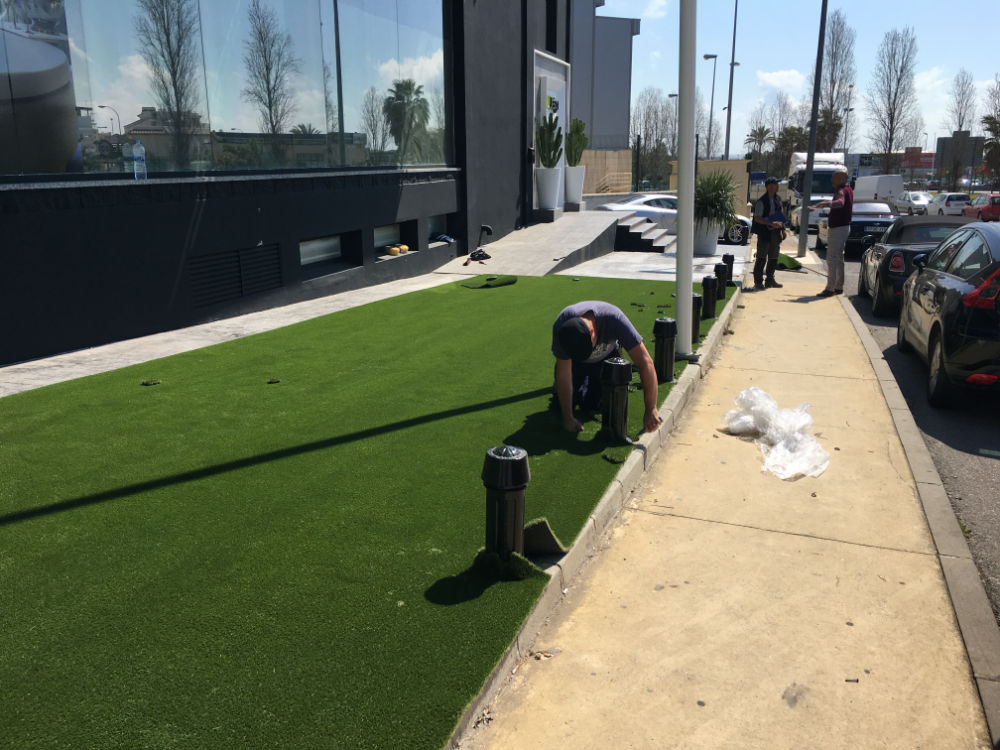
[723,0,739,160]
[839,108,853,151]
[98,104,121,135]
[704,54,718,159]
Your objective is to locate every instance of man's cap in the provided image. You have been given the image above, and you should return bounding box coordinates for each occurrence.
[557,317,594,362]
[833,165,849,174]
[764,177,779,185]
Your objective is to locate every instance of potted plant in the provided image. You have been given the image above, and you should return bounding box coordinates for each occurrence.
[693,171,739,256]
[564,118,588,204]
[535,112,563,210]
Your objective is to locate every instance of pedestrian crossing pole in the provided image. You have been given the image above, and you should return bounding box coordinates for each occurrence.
[675,0,696,356]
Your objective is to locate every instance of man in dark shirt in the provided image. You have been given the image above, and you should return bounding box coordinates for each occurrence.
[551,301,660,434]
[814,166,852,296]
[750,177,787,290]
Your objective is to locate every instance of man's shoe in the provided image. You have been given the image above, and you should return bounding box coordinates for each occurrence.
[751,283,766,291]
[817,289,836,298]
[834,288,844,294]
[764,278,783,288]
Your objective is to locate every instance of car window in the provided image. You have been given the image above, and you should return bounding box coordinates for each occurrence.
[926,229,971,271]
[952,194,970,201]
[904,224,965,243]
[662,197,678,208]
[946,232,993,279]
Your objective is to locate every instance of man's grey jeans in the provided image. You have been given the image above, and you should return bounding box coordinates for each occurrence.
[824,225,850,292]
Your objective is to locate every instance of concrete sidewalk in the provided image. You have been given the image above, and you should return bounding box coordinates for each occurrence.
[458,265,993,748]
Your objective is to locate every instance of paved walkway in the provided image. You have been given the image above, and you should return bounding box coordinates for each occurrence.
[458,263,993,748]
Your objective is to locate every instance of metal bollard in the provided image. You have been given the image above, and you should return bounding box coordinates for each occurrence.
[702,276,718,320]
[714,263,729,298]
[652,317,677,383]
[600,357,632,443]
[691,293,702,343]
[722,253,735,285]
[481,445,531,559]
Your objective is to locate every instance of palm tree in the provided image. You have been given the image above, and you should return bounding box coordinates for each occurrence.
[290,123,320,135]
[383,79,429,164]
[983,115,1000,185]
[743,125,775,154]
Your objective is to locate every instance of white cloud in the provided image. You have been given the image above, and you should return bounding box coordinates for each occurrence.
[289,87,328,131]
[377,48,444,90]
[91,54,153,130]
[914,66,950,135]
[756,69,806,95]
[642,0,668,19]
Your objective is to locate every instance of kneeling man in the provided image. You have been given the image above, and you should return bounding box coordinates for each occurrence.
[551,301,661,434]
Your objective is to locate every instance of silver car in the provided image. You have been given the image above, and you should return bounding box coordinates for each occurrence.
[894,191,932,215]
[596,193,751,244]
[928,192,971,216]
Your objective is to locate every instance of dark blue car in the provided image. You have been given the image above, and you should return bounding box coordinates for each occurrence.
[898,222,1000,406]
[857,215,974,316]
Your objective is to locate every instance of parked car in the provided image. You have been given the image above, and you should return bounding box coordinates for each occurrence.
[854,174,904,204]
[857,215,973,316]
[815,201,895,255]
[897,222,1000,406]
[928,192,970,216]
[597,194,751,244]
[893,191,933,215]
[962,193,1000,221]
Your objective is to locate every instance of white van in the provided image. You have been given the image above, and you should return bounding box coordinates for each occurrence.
[853,175,904,206]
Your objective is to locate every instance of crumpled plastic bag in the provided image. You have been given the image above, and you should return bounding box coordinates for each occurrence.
[723,387,830,480]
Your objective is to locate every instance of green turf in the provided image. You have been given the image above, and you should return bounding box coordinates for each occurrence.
[777,252,803,270]
[0,275,731,749]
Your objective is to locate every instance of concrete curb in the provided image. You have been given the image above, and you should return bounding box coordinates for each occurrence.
[449,285,742,747]
[839,297,1000,749]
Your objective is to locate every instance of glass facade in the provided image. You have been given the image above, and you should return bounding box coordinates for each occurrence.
[0,0,448,178]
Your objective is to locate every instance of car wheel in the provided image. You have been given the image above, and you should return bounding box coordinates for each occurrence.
[978,212,983,221]
[938,209,944,215]
[907,207,913,215]
[725,223,749,245]
[927,332,955,407]
[896,317,912,353]
[871,274,894,317]
[857,265,869,298]
[815,233,825,251]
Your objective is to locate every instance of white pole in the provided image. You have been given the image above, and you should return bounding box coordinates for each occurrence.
[676,0,696,356]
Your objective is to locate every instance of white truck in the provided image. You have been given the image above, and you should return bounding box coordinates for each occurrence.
[786,152,846,232]
[853,174,904,206]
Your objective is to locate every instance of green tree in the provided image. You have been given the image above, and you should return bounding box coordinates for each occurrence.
[743,125,774,155]
[982,115,1000,186]
[768,125,808,179]
[383,79,430,164]
[290,123,320,135]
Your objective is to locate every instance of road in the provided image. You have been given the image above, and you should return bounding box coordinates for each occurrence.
[799,233,1000,625]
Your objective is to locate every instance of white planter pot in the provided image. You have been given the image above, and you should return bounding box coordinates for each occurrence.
[694,221,721,256]
[564,165,586,203]
[535,167,562,210]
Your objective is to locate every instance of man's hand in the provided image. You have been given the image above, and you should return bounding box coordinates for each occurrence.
[563,416,584,433]
[770,220,783,229]
[643,407,662,434]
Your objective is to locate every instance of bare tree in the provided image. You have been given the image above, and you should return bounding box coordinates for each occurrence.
[983,74,1000,123]
[660,94,678,158]
[360,86,390,165]
[945,68,977,134]
[769,91,795,135]
[866,27,920,172]
[630,86,665,184]
[242,0,300,161]
[134,0,201,169]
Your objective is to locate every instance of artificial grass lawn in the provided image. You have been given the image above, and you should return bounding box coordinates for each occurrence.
[0,275,732,749]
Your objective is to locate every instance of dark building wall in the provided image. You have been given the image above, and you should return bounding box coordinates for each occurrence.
[592,17,638,150]
[456,0,569,246]
[0,170,458,365]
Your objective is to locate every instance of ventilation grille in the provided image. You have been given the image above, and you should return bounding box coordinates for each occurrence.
[189,244,282,308]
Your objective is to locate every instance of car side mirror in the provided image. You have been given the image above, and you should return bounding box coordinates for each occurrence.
[862,235,876,248]
[912,253,928,269]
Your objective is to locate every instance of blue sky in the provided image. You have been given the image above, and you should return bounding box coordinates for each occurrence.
[598,0,995,157]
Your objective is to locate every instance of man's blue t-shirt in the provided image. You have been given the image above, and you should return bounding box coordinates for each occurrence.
[551,301,642,363]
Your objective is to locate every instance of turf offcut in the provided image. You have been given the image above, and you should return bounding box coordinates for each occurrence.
[0,275,731,749]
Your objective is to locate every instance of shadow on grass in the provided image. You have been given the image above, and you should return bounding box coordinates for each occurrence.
[0,387,552,528]
[425,552,547,606]
[503,409,609,457]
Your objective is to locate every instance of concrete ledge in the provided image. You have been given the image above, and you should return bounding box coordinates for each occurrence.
[448,283,744,747]
[532,207,564,223]
[839,295,1000,748]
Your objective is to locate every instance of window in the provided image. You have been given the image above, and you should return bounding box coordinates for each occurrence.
[926,230,970,271]
[0,0,449,178]
[946,233,993,279]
